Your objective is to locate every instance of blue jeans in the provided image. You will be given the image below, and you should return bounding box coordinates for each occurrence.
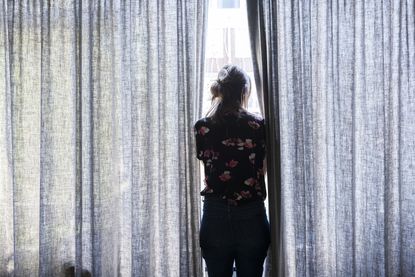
[199,198,270,277]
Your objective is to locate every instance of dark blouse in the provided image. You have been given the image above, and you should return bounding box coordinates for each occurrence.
[194,111,267,206]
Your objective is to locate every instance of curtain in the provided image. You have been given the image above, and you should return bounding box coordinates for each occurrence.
[0,0,207,276]
[248,0,415,276]
[247,0,281,276]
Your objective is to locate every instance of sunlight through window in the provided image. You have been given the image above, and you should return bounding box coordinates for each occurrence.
[202,0,260,116]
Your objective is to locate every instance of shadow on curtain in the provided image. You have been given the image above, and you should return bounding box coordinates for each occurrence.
[247,0,415,276]
[0,1,207,276]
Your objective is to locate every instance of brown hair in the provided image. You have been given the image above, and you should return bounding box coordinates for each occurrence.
[206,64,251,121]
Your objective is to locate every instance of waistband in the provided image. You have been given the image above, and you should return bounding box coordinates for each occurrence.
[203,195,264,205]
[202,196,266,219]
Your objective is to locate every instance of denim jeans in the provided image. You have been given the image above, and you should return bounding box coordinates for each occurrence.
[199,198,271,277]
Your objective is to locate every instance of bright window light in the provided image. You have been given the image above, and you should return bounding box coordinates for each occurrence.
[202,0,260,116]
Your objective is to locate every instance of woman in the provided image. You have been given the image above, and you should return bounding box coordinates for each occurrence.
[194,65,270,277]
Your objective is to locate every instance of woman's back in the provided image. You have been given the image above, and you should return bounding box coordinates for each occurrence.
[194,111,266,206]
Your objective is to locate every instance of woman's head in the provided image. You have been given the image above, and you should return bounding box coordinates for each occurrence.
[207,64,251,120]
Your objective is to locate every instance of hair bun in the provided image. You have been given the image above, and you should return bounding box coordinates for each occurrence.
[217,67,229,84]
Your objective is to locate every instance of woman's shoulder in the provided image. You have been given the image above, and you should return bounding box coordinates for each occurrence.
[194,117,214,135]
[194,117,211,128]
[241,111,265,124]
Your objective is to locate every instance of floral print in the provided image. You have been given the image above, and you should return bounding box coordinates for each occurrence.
[240,190,252,199]
[219,171,232,181]
[202,149,219,159]
[244,178,257,187]
[198,126,210,135]
[248,120,260,129]
[244,139,255,149]
[249,153,256,164]
[221,138,241,147]
[221,138,256,150]
[194,112,266,205]
[225,160,239,168]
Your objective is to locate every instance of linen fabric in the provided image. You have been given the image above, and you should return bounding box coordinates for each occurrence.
[0,1,207,276]
[247,0,415,276]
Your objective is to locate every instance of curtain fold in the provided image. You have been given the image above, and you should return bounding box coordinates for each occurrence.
[0,0,207,276]
[247,0,415,276]
[247,0,282,276]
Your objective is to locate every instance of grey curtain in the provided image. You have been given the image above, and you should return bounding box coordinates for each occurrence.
[248,0,415,276]
[0,1,207,276]
[247,0,281,276]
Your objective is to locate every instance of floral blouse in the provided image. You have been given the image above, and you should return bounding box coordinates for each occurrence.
[194,112,267,205]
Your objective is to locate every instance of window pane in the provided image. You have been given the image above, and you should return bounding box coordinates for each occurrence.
[203,0,259,115]
[217,0,240,9]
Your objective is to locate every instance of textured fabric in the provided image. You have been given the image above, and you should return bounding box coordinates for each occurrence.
[248,0,415,276]
[0,1,207,276]
[247,0,281,276]
[194,112,266,205]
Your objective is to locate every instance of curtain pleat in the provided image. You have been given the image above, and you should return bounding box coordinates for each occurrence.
[247,1,281,276]
[0,0,206,276]
[247,0,415,276]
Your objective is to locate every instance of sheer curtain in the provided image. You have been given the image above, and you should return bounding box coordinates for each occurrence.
[0,1,206,276]
[248,0,415,276]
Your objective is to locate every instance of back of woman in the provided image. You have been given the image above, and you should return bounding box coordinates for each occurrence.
[194,111,266,205]
[194,65,270,277]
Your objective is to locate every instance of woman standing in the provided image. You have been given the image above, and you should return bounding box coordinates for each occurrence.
[194,65,270,277]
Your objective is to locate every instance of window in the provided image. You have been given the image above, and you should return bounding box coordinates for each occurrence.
[217,0,240,9]
[202,0,260,116]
